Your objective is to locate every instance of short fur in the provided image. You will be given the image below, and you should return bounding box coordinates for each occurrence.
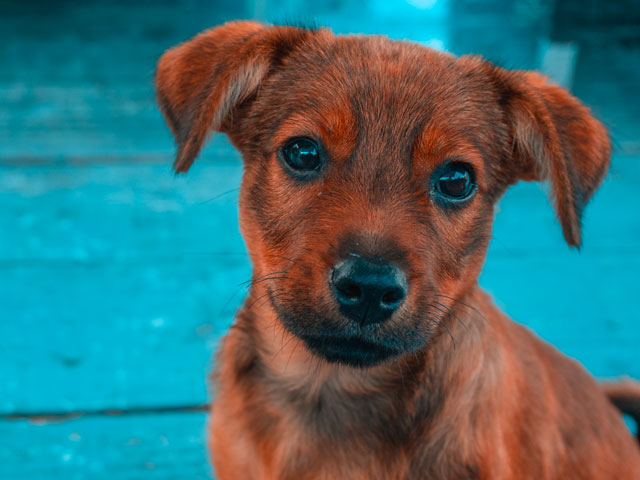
[156,22,640,479]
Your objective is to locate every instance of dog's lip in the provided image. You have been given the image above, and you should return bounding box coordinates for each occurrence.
[300,334,399,367]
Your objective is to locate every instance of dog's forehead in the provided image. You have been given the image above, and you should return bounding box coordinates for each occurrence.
[282,36,474,110]
[259,35,493,144]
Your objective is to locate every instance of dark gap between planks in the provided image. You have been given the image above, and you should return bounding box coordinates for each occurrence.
[2,403,211,423]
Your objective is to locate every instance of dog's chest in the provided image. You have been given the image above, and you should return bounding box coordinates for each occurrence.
[212,370,484,480]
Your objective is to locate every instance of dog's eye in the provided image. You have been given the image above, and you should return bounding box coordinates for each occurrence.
[434,162,476,201]
[281,138,321,172]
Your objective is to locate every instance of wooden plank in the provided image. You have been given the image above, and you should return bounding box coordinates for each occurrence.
[0,160,245,261]
[0,412,212,479]
[0,258,249,414]
[0,85,241,160]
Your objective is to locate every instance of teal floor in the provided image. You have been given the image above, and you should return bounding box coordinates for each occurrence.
[1,0,639,478]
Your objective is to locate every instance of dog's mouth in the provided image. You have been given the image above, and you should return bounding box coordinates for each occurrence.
[268,286,409,368]
[300,334,399,368]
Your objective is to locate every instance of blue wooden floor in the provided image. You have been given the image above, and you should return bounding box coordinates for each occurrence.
[1,1,639,478]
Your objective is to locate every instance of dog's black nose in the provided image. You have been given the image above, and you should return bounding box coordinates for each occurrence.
[331,256,407,326]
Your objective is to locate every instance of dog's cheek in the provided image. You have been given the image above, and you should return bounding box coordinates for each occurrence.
[275,227,347,333]
[456,201,494,273]
[282,286,343,337]
[241,160,305,253]
[430,199,494,295]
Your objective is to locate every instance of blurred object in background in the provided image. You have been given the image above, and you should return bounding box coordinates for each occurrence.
[1,0,639,478]
[549,0,640,151]
[1,0,639,158]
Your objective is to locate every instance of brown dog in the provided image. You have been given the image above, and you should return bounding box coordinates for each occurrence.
[156,22,640,479]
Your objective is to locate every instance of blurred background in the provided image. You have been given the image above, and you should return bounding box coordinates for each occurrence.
[0,0,639,478]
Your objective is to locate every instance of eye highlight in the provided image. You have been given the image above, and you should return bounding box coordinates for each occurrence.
[280,137,322,176]
[432,161,477,203]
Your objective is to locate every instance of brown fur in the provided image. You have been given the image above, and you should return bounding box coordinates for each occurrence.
[156,21,640,479]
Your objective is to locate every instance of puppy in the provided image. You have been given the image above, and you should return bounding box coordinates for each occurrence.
[156,22,640,479]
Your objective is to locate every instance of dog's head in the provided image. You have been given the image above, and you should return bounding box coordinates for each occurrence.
[156,22,610,367]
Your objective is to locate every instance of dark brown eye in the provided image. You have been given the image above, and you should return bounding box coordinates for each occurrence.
[434,162,476,201]
[281,138,321,172]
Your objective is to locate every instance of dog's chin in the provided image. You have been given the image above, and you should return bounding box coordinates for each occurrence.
[270,296,410,368]
[300,334,400,368]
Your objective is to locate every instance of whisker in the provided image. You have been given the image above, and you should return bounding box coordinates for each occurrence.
[246,288,285,309]
[285,337,301,371]
[238,271,289,287]
[257,291,292,310]
[412,351,420,364]
[438,321,457,349]
[313,355,323,385]
[432,301,468,330]
[490,235,514,256]
[270,313,280,338]
[433,294,487,324]
[272,328,299,359]
[263,253,297,263]
[201,269,292,319]
[426,303,457,349]
[181,252,296,264]
[195,187,241,204]
[217,286,244,317]
[239,275,289,288]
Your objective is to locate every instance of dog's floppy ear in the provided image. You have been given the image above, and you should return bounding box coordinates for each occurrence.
[495,69,610,247]
[155,21,313,172]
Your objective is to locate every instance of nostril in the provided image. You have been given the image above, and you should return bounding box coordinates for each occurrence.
[339,282,361,301]
[332,261,365,306]
[381,288,404,307]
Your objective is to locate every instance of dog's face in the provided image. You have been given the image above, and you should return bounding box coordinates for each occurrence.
[156,22,610,367]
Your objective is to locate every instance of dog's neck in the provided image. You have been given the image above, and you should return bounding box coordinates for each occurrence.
[228,284,502,428]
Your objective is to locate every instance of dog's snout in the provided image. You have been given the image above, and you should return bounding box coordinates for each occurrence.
[330,256,407,326]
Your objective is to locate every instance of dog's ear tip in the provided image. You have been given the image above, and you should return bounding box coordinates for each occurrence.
[563,229,582,249]
[568,240,582,250]
[173,164,191,174]
[172,155,192,174]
